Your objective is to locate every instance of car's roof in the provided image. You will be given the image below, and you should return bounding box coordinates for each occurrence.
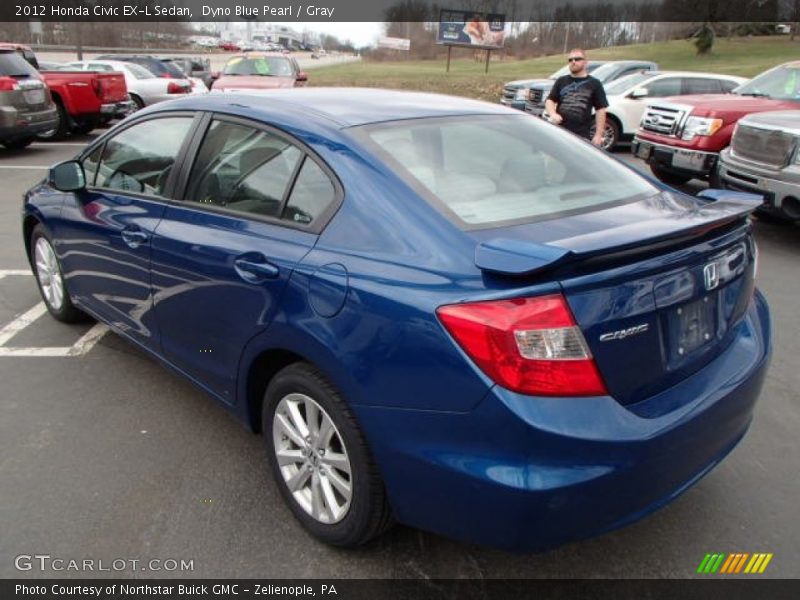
[156,88,513,128]
[634,70,745,80]
[229,52,289,59]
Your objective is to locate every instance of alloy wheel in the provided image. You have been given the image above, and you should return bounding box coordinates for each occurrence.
[272,393,353,524]
[34,237,64,311]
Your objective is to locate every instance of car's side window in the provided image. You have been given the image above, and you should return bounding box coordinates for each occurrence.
[283,158,336,225]
[88,63,112,71]
[185,119,304,219]
[82,144,104,186]
[94,117,194,196]
[683,78,723,94]
[645,77,682,97]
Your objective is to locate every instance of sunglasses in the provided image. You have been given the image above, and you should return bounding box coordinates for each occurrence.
[567,57,585,63]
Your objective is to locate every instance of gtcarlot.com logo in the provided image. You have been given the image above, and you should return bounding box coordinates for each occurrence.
[697,552,773,574]
[14,554,194,572]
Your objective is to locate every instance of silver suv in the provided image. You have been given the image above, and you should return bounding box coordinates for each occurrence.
[0,48,57,150]
[718,110,800,222]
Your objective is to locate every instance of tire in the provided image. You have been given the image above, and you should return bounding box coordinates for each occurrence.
[590,118,620,151]
[2,137,34,150]
[262,362,393,547]
[30,225,86,323]
[73,122,96,136]
[650,164,692,186]
[130,94,145,111]
[36,100,69,141]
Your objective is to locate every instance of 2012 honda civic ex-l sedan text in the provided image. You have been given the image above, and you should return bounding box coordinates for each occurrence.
[22,89,771,552]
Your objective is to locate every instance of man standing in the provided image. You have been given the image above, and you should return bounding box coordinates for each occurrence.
[545,49,609,146]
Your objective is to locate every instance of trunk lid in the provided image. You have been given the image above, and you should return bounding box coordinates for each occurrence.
[472,191,759,405]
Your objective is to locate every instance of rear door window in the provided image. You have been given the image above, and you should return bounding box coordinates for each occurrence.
[683,78,723,94]
[645,77,682,97]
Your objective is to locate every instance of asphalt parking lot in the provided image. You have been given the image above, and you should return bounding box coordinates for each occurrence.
[1,135,798,579]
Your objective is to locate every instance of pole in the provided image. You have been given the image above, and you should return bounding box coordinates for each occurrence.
[446,45,452,72]
[484,49,490,74]
[75,22,83,60]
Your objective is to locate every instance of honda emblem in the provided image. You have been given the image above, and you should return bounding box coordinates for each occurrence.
[703,262,719,291]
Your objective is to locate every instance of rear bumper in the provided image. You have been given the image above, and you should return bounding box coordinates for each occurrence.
[100,100,135,117]
[0,105,58,141]
[633,137,718,178]
[356,291,771,552]
[719,150,800,220]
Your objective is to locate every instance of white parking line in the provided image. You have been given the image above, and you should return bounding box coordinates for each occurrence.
[0,302,47,346]
[0,271,108,357]
[0,166,49,170]
[32,142,89,147]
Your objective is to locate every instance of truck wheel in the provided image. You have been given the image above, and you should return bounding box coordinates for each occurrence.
[36,100,69,141]
[2,138,34,150]
[263,362,394,547]
[590,119,620,151]
[650,165,691,186]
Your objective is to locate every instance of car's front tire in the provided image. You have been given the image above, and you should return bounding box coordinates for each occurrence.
[30,225,86,323]
[262,362,393,547]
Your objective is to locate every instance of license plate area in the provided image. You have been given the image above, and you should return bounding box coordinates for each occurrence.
[23,89,45,105]
[666,294,717,365]
[672,149,705,171]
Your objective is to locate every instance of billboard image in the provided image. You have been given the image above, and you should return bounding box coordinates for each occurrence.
[437,9,506,49]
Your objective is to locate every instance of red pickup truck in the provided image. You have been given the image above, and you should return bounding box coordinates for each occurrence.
[632,61,800,186]
[1,43,132,139]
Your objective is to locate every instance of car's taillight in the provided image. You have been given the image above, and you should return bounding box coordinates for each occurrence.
[437,294,607,396]
[0,76,19,91]
[167,81,187,94]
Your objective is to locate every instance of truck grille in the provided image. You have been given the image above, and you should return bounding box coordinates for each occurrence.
[502,86,517,102]
[641,104,686,136]
[731,124,796,168]
[527,88,544,104]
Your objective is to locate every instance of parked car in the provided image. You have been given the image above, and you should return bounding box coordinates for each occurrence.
[218,41,241,52]
[2,43,131,140]
[0,46,57,149]
[211,53,307,91]
[95,54,190,81]
[68,60,193,109]
[596,71,746,150]
[159,56,215,88]
[524,60,659,116]
[35,61,72,71]
[23,89,770,552]
[718,110,800,221]
[500,61,606,109]
[633,61,800,185]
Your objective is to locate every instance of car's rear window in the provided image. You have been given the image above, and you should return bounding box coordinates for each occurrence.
[0,50,39,78]
[355,115,657,230]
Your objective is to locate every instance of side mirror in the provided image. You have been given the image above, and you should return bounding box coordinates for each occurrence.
[49,161,85,192]
[296,71,308,82]
[629,87,649,99]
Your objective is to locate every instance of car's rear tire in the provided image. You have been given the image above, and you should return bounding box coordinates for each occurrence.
[2,137,34,150]
[262,362,393,547]
[36,100,69,141]
[130,94,145,111]
[650,164,692,186]
[30,225,86,323]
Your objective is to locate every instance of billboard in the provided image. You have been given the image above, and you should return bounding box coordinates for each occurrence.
[378,37,411,51]
[437,9,506,49]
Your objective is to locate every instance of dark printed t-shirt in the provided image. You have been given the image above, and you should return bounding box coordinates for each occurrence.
[547,75,609,138]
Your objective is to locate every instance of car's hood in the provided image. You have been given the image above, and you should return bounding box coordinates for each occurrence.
[505,78,553,88]
[213,75,296,90]
[470,190,760,275]
[657,93,799,116]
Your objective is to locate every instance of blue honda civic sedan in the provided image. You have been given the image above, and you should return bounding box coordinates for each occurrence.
[22,89,770,552]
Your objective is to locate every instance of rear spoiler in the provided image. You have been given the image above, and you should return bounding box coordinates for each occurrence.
[475,191,762,276]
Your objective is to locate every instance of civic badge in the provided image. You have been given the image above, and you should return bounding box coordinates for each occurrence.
[703,262,720,291]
